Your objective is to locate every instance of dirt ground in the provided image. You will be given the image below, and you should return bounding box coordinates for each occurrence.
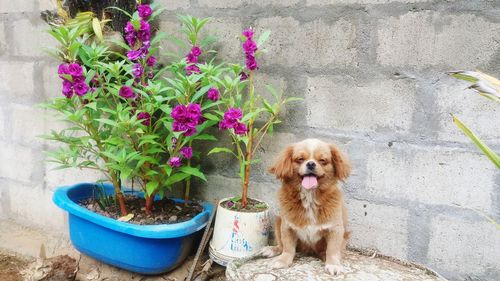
[0,252,31,281]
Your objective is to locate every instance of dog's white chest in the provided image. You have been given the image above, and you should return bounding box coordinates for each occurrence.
[290,189,331,245]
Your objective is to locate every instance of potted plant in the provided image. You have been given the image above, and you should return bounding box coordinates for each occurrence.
[43,2,229,274]
[208,28,300,265]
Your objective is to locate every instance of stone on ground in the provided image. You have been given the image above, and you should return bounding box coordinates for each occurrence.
[227,251,447,281]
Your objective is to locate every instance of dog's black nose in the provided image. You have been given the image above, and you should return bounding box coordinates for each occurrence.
[306,161,316,170]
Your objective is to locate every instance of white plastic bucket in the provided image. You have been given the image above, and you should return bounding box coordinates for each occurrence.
[209,197,270,266]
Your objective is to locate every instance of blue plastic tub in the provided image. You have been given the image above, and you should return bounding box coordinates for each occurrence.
[53,182,213,275]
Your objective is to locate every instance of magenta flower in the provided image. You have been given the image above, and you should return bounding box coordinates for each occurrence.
[137,112,151,126]
[146,56,156,67]
[72,75,85,84]
[234,122,247,135]
[191,46,202,57]
[242,28,254,39]
[132,63,144,77]
[239,71,248,81]
[243,40,257,55]
[67,63,83,76]
[168,157,182,168]
[180,147,193,159]
[219,108,244,132]
[119,86,135,99]
[127,49,143,61]
[138,20,151,42]
[246,55,258,70]
[207,87,220,101]
[137,4,152,19]
[58,63,69,76]
[185,64,201,75]
[62,80,73,98]
[74,82,89,96]
[125,22,135,33]
[186,53,198,64]
[171,103,204,136]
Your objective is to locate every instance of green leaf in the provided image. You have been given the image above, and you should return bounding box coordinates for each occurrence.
[92,17,104,42]
[208,147,235,156]
[95,118,118,127]
[164,172,190,186]
[146,181,159,196]
[257,30,271,48]
[192,85,212,102]
[194,134,217,141]
[179,166,207,181]
[453,115,500,169]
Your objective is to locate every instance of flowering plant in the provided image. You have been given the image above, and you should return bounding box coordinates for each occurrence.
[210,28,300,208]
[43,3,232,216]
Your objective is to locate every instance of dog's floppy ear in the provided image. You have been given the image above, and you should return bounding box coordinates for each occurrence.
[269,145,294,180]
[330,144,351,181]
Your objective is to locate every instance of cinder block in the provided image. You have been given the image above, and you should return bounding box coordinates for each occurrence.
[0,106,5,140]
[307,0,430,4]
[155,0,189,10]
[0,142,37,184]
[305,76,416,133]
[255,17,357,68]
[11,103,47,146]
[346,199,409,259]
[0,0,35,13]
[198,0,300,8]
[254,132,300,177]
[427,214,500,279]
[43,62,62,99]
[0,61,34,101]
[7,181,67,233]
[195,174,280,211]
[0,22,6,55]
[38,0,55,11]
[204,17,244,61]
[11,18,55,57]
[44,162,103,189]
[366,146,499,212]
[377,12,500,68]
[435,76,500,145]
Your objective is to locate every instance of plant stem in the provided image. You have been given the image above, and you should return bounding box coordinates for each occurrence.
[242,72,255,208]
[184,139,194,206]
[79,96,128,215]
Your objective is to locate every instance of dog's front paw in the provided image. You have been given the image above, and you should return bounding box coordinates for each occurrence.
[325,264,345,276]
[261,246,282,258]
[270,255,293,269]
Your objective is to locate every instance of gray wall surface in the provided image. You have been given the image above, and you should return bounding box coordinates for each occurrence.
[0,1,499,280]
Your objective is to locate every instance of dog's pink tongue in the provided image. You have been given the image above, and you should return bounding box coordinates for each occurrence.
[302,176,318,189]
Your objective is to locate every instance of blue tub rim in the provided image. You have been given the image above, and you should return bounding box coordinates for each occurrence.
[53,182,213,239]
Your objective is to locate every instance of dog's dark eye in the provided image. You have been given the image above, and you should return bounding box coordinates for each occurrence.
[319,159,328,165]
[296,157,304,163]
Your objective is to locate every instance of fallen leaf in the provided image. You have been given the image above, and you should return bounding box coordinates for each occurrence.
[118,213,134,222]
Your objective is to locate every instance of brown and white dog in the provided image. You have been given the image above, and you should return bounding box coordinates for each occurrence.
[262,138,351,275]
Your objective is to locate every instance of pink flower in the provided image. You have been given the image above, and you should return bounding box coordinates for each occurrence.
[239,71,248,81]
[234,122,247,135]
[190,46,202,56]
[58,63,69,76]
[62,80,73,98]
[146,56,156,67]
[119,86,135,99]
[242,28,254,39]
[67,63,83,76]
[137,4,153,19]
[246,55,258,71]
[137,112,151,126]
[180,147,193,159]
[243,40,257,55]
[207,87,220,101]
[219,107,243,130]
[74,82,89,96]
[132,63,144,77]
[185,64,200,75]
[168,157,182,168]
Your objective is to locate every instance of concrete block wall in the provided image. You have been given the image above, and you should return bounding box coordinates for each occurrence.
[0,0,499,280]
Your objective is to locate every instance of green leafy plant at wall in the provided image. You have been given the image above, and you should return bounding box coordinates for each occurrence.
[449,70,500,229]
[41,2,246,216]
